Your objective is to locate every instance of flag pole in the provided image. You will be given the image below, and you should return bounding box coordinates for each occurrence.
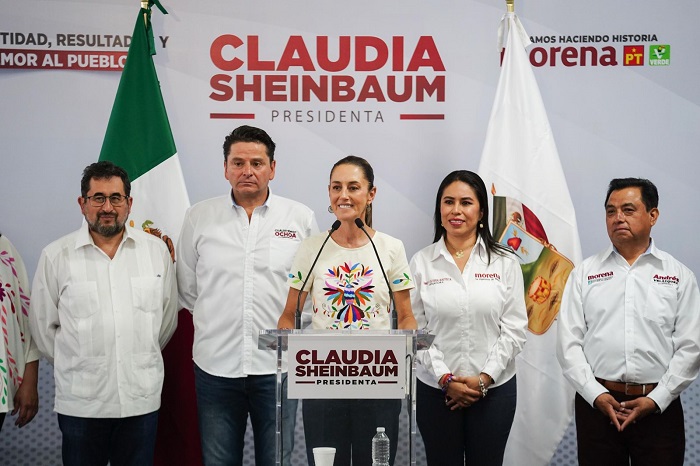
[141,1,149,26]
[506,0,514,13]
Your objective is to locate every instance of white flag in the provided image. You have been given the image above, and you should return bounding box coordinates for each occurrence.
[478,12,583,465]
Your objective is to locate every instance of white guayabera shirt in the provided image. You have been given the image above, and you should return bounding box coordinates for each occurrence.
[29,224,178,418]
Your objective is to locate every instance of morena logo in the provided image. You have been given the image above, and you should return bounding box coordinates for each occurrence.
[587,270,614,285]
[587,271,613,281]
[525,34,665,67]
[209,35,446,103]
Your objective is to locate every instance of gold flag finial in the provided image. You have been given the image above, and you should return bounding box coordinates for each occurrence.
[141,1,149,26]
[506,0,514,13]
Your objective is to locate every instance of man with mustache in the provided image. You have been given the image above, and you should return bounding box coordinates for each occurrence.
[557,178,700,466]
[29,161,178,466]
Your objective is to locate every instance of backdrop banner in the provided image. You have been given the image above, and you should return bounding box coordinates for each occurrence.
[2,1,698,463]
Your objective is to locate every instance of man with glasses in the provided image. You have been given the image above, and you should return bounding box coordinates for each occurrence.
[29,161,178,466]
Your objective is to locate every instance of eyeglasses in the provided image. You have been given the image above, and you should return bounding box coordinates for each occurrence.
[84,194,129,207]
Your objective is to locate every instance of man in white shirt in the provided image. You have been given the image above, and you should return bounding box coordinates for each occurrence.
[557,178,700,466]
[177,125,318,466]
[29,161,178,466]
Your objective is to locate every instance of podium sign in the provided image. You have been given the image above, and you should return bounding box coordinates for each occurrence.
[259,329,433,465]
[287,334,406,399]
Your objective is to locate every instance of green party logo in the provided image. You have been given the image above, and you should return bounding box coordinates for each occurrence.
[649,45,670,66]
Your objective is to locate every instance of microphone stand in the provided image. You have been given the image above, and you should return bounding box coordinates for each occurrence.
[294,220,341,329]
[354,218,398,329]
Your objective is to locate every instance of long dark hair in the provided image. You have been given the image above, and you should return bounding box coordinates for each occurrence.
[330,155,375,227]
[433,170,510,264]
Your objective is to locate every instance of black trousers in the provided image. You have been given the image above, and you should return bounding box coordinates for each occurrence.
[417,377,517,466]
[575,392,684,466]
[303,398,401,466]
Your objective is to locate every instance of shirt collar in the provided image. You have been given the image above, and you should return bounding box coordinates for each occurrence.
[75,222,133,250]
[230,188,273,212]
[431,234,486,262]
[604,238,662,263]
[646,238,664,260]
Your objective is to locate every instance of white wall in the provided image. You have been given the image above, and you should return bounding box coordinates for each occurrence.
[2,0,697,280]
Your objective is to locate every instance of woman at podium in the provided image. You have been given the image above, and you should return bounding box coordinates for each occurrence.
[278,155,417,466]
[409,170,528,466]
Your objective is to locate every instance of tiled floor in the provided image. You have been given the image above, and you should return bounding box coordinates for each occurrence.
[2,361,699,465]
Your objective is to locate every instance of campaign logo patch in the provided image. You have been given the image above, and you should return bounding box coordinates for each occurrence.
[274,229,298,239]
[587,271,613,285]
[423,277,452,286]
[653,274,679,285]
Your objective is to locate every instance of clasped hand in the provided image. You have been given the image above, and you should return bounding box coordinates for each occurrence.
[445,375,483,411]
[593,393,658,431]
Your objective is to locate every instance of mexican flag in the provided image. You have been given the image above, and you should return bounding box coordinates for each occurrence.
[99,0,189,248]
[477,10,582,466]
[98,3,201,465]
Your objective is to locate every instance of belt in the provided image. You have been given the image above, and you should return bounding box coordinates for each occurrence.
[596,378,657,396]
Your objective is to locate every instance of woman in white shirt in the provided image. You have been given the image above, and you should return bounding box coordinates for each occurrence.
[410,170,528,466]
[278,155,416,466]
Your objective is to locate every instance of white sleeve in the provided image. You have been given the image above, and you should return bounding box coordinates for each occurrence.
[176,208,198,313]
[481,257,528,383]
[556,265,606,406]
[410,253,450,383]
[648,267,700,411]
[158,245,179,348]
[28,250,60,364]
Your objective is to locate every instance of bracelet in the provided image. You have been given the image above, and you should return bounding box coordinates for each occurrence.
[440,373,454,395]
[478,376,488,398]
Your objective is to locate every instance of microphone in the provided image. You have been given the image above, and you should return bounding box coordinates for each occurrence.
[295,220,342,329]
[354,218,397,329]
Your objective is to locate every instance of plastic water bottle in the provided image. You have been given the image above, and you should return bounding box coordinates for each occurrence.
[372,426,390,466]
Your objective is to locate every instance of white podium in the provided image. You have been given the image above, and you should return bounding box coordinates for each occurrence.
[259,329,433,465]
